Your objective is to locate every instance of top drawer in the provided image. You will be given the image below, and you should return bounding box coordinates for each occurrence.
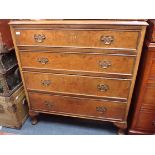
[14,29,139,49]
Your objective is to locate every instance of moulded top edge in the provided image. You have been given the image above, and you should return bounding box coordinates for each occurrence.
[9,20,149,26]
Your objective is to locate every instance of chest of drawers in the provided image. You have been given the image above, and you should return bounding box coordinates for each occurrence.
[129,20,155,134]
[9,20,147,134]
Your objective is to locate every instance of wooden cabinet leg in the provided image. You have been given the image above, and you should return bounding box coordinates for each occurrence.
[118,128,126,135]
[29,110,39,125]
[113,122,127,135]
[31,116,38,125]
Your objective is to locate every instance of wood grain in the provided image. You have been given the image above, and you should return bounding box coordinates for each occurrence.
[29,91,126,121]
[135,111,155,132]
[9,20,148,26]
[9,20,147,133]
[19,51,136,75]
[23,71,131,99]
[14,29,139,49]
[128,20,155,134]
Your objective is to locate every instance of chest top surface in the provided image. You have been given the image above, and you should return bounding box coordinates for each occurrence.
[9,19,148,26]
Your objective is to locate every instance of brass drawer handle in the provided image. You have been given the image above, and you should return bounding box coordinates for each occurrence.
[44,101,55,109]
[100,36,114,45]
[41,80,51,87]
[37,57,49,64]
[99,60,111,69]
[152,120,155,127]
[34,34,46,43]
[97,84,109,92]
[96,106,107,113]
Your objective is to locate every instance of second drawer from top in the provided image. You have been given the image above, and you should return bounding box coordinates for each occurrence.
[19,51,136,76]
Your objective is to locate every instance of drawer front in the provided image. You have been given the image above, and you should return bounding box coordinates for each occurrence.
[20,51,135,75]
[152,30,155,42]
[149,56,155,78]
[136,111,155,132]
[141,85,155,110]
[23,72,131,99]
[29,92,126,120]
[14,29,139,49]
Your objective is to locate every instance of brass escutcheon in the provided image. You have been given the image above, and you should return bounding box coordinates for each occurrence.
[34,34,46,43]
[44,101,55,109]
[96,106,107,113]
[99,60,112,69]
[100,36,114,45]
[97,84,109,92]
[37,57,49,64]
[41,80,51,87]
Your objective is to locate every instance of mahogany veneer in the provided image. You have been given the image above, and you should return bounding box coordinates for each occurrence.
[129,20,155,134]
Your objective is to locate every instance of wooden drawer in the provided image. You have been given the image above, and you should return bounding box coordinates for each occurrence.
[141,85,155,110]
[152,31,155,42]
[149,55,155,78]
[23,72,131,100]
[135,111,155,132]
[29,91,126,121]
[14,29,139,49]
[20,51,135,75]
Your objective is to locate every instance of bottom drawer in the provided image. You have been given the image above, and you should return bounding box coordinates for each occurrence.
[28,92,126,121]
[136,111,155,132]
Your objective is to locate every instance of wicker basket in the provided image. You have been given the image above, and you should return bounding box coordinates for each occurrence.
[0,65,22,97]
[0,86,28,128]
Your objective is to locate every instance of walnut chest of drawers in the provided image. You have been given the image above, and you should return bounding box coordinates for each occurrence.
[9,20,147,134]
